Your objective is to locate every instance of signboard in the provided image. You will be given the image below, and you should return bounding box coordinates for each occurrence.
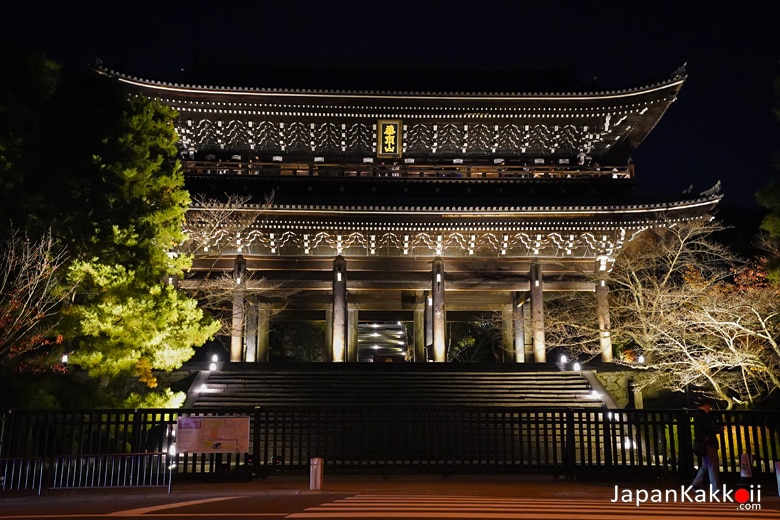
[175,416,250,453]
[377,120,402,158]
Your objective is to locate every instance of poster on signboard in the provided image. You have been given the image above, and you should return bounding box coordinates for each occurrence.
[176,416,250,453]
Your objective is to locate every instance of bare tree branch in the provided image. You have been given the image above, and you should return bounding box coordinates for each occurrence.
[0,230,72,367]
[544,219,780,408]
[180,191,300,334]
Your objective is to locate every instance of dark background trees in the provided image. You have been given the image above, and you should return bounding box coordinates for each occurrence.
[754,76,780,283]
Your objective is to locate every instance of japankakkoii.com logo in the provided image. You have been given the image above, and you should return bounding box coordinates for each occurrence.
[611,484,762,510]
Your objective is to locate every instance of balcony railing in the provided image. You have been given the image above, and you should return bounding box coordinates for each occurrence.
[182,160,633,181]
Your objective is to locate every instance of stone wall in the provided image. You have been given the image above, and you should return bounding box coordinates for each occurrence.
[592,369,659,409]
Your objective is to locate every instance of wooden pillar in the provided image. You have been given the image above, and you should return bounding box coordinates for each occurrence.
[331,256,347,362]
[425,291,433,352]
[230,255,247,362]
[347,305,359,362]
[414,292,426,362]
[244,296,258,362]
[431,258,446,362]
[257,304,270,363]
[324,308,333,362]
[513,292,526,363]
[501,305,513,362]
[530,262,546,362]
[523,303,533,361]
[230,291,244,362]
[596,279,613,362]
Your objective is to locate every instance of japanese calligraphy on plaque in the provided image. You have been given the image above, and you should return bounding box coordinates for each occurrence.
[377,120,402,158]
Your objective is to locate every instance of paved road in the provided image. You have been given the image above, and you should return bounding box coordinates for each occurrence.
[1,475,778,519]
[1,492,778,519]
[289,494,779,519]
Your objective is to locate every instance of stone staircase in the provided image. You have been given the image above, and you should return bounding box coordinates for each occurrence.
[185,363,610,409]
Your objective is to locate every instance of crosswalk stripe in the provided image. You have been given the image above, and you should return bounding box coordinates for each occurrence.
[286,494,779,519]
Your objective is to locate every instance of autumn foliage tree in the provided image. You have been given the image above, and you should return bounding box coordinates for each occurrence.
[0,231,70,369]
[634,258,780,408]
[546,219,779,408]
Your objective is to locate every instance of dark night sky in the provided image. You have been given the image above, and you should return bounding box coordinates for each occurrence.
[3,1,779,213]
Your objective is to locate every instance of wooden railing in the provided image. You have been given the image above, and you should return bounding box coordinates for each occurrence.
[182,160,633,181]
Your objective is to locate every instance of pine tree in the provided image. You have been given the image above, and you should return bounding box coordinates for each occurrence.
[1,50,218,400]
[42,72,219,389]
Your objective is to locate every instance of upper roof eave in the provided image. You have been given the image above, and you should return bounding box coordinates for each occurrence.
[97,66,686,104]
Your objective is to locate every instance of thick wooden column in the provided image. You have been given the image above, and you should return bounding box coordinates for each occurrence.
[244,301,271,363]
[256,304,270,363]
[530,262,546,362]
[230,292,244,362]
[501,305,513,362]
[513,292,526,363]
[244,296,258,362]
[425,291,433,351]
[331,256,347,362]
[324,308,333,362]
[431,258,446,362]
[596,279,613,362]
[414,292,426,362]
[348,305,359,362]
[230,255,247,362]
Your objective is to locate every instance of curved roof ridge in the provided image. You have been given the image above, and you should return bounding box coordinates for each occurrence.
[199,192,720,213]
[96,65,686,99]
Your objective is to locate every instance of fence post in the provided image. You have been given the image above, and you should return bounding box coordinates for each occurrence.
[677,409,693,478]
[602,410,613,469]
[564,408,575,478]
[253,406,261,478]
[0,410,7,458]
[132,409,143,453]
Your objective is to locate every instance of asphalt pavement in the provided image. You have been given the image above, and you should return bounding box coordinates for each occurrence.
[3,473,778,520]
[170,472,779,501]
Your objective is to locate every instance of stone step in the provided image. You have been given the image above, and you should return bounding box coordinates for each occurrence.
[188,365,608,409]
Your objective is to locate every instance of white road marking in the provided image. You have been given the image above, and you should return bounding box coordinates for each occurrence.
[286,494,779,519]
[107,496,243,516]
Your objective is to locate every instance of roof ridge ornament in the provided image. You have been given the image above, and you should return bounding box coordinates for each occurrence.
[698,180,721,198]
[672,62,688,80]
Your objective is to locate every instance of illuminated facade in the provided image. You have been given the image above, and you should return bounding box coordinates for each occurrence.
[103,66,720,363]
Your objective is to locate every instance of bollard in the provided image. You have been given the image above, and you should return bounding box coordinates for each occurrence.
[310,457,323,490]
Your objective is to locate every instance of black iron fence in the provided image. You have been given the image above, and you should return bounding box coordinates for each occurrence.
[1,407,778,491]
